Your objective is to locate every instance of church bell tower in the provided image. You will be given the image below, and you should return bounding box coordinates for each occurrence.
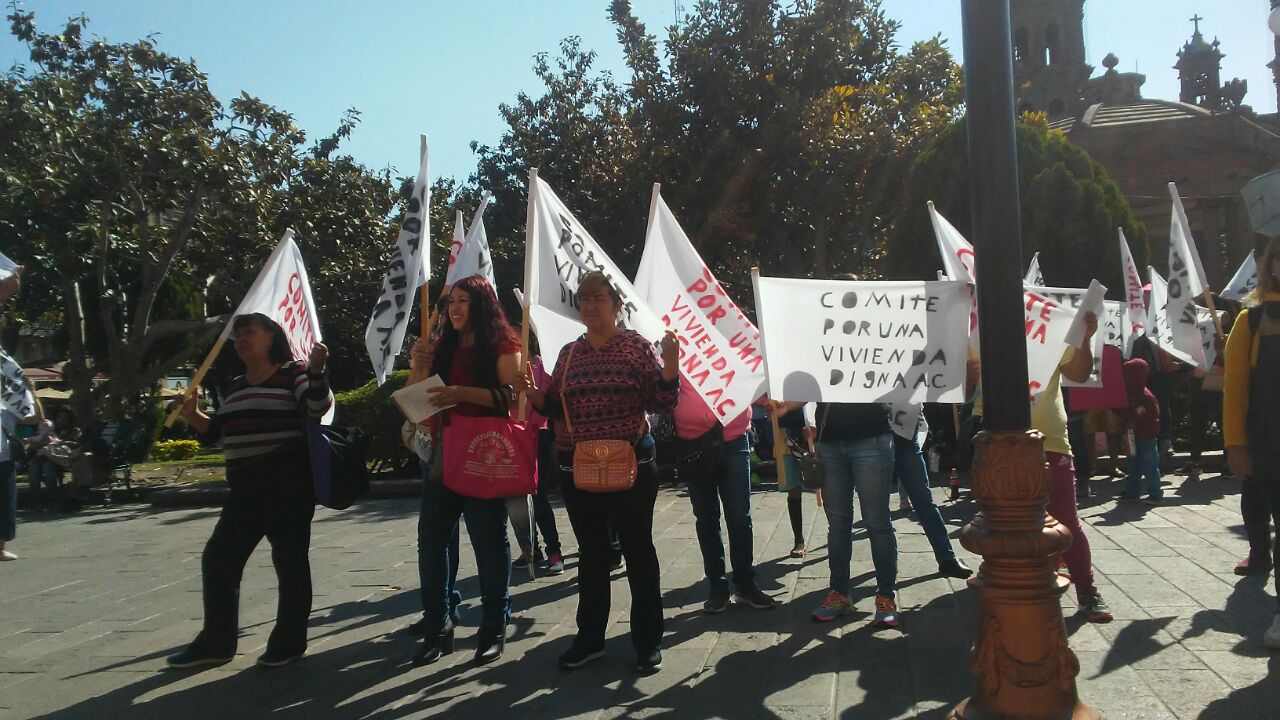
[1010,0,1093,116]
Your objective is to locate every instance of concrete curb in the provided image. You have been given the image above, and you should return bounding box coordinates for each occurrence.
[146,477,422,507]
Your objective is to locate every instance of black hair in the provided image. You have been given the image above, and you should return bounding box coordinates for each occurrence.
[431,275,519,391]
[231,313,293,364]
[576,271,623,308]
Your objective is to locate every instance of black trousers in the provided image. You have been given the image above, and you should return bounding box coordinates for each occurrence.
[1243,469,1280,594]
[195,455,315,655]
[558,442,663,655]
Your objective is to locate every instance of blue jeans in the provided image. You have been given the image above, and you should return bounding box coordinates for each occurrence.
[417,460,461,623]
[0,459,15,541]
[818,434,897,598]
[892,435,957,564]
[27,457,61,508]
[685,432,755,590]
[419,477,510,636]
[1124,437,1162,500]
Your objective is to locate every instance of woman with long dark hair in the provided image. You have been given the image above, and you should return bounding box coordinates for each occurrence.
[517,271,679,675]
[412,274,521,666]
[1224,236,1280,648]
[168,312,331,668]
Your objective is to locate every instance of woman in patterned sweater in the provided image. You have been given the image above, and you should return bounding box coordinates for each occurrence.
[518,271,679,675]
[168,313,332,669]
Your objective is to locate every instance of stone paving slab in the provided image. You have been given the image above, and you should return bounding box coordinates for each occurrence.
[0,470,1277,719]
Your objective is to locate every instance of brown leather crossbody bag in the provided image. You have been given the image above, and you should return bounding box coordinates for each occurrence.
[560,340,639,493]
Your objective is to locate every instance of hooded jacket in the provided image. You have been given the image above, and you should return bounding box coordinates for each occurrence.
[1121,358,1160,439]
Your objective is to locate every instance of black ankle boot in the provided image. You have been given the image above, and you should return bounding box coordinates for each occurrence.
[475,627,506,665]
[411,620,455,666]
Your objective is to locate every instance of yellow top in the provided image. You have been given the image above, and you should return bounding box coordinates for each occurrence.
[1222,292,1280,448]
[974,346,1075,456]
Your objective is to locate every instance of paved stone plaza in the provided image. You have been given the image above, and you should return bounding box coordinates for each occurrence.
[2,471,1278,719]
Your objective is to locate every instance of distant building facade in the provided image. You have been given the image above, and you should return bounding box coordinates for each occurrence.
[1011,1,1280,287]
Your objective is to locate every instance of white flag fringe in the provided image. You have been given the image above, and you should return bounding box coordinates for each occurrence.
[365,134,430,385]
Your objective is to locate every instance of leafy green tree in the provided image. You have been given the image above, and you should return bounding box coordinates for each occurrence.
[886,114,1148,291]
[470,0,964,303]
[0,12,402,421]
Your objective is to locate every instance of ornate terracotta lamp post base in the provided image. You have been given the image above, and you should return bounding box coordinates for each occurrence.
[948,430,1102,720]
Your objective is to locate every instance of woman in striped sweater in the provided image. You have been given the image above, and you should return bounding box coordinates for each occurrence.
[168,313,332,669]
[518,271,680,675]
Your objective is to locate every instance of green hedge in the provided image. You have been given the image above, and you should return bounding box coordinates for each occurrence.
[335,370,411,469]
[149,439,200,462]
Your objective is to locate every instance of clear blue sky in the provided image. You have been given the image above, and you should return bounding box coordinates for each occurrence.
[3,1,1274,183]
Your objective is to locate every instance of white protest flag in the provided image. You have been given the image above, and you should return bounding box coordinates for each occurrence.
[634,186,765,420]
[445,192,495,288]
[1147,267,1199,367]
[365,134,430,384]
[0,345,34,419]
[1118,228,1147,356]
[888,401,928,446]
[1025,252,1045,286]
[927,202,979,348]
[0,250,18,281]
[1166,201,1209,369]
[1101,301,1126,350]
[1221,252,1258,303]
[226,230,332,422]
[751,273,970,404]
[523,173,665,341]
[1198,306,1226,368]
[1020,286,1094,404]
[1169,182,1209,297]
[1026,282,1107,387]
[928,201,975,283]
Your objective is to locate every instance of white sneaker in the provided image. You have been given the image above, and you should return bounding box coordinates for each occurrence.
[0,549,16,561]
[1265,613,1280,650]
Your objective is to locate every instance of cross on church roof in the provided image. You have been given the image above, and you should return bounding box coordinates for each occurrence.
[1189,14,1203,36]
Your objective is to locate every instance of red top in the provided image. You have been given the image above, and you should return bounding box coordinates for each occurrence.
[443,337,520,422]
[1120,358,1160,439]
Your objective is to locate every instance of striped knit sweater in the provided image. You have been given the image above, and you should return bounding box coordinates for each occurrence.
[209,361,333,482]
[543,331,679,452]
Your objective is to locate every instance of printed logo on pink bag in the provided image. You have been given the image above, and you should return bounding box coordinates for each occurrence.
[463,431,519,479]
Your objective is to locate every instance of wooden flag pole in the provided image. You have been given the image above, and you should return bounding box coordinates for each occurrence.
[771,411,788,493]
[163,335,227,428]
[517,304,531,420]
[517,167,540,422]
[1202,289,1226,339]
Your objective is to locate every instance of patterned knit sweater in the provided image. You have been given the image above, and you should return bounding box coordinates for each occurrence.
[208,361,333,483]
[543,331,679,452]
